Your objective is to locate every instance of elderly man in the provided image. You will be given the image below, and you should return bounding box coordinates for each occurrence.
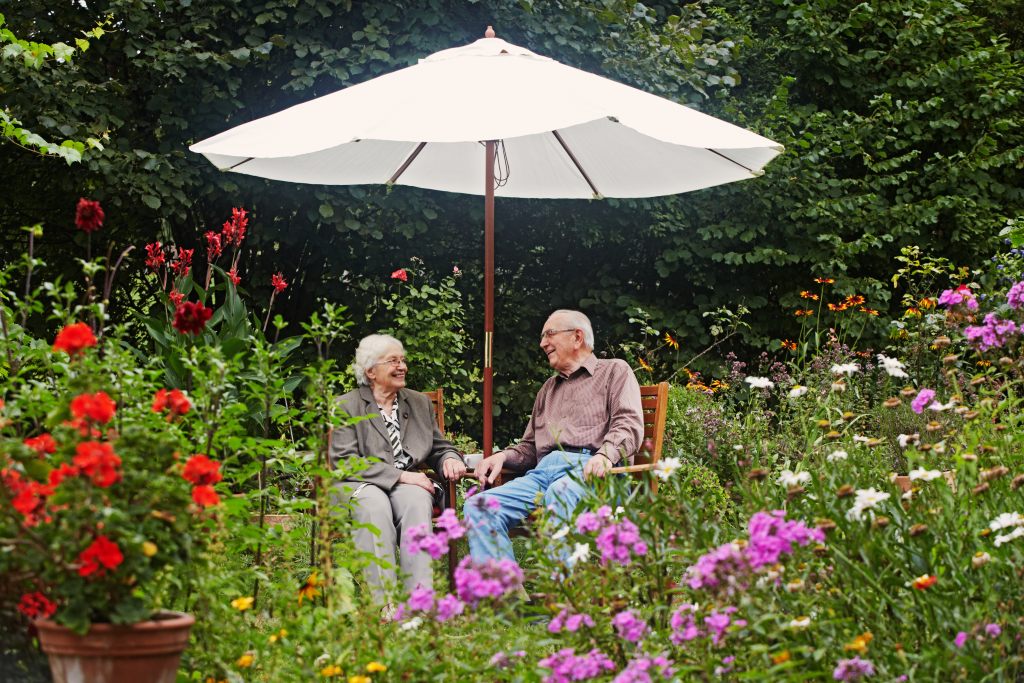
[465,309,643,561]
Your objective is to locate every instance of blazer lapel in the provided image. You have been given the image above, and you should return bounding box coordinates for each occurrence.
[360,386,390,446]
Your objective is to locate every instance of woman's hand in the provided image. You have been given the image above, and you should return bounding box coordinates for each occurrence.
[398,470,434,493]
[442,457,467,481]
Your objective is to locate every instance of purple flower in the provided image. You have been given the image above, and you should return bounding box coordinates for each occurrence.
[714,655,735,675]
[985,623,1002,638]
[574,506,612,534]
[704,606,745,646]
[595,518,648,566]
[612,609,649,643]
[685,541,749,594]
[964,313,1019,352]
[746,510,825,569]
[538,648,616,683]
[407,585,435,611]
[911,388,936,414]
[435,594,465,622]
[670,603,702,645]
[938,286,979,311]
[613,654,675,683]
[453,556,523,607]
[833,657,875,681]
[435,508,466,539]
[954,631,969,648]
[548,608,595,634]
[1007,281,1024,309]
[489,650,526,669]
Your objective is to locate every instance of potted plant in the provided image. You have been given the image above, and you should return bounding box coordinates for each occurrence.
[0,319,222,683]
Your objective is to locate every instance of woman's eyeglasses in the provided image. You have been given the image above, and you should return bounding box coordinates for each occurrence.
[375,357,407,367]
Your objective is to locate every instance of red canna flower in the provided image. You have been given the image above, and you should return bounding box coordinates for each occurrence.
[70,391,116,424]
[24,433,57,457]
[271,272,288,293]
[53,322,97,356]
[221,207,249,247]
[152,389,191,417]
[390,268,408,282]
[172,301,213,335]
[170,248,194,278]
[205,231,223,260]
[182,454,222,486]
[191,484,220,507]
[73,442,122,488]
[227,266,241,286]
[74,198,105,233]
[77,535,124,578]
[17,591,57,619]
[168,288,185,307]
[144,242,165,271]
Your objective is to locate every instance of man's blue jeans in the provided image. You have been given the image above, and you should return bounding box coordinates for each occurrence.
[464,451,590,561]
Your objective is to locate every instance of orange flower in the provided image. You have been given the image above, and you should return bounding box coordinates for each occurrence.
[799,291,819,300]
[828,302,850,312]
[814,277,835,284]
[298,572,321,604]
[780,340,797,351]
[844,631,873,653]
[859,307,879,316]
[771,651,792,665]
[844,295,865,306]
[794,309,815,317]
[911,574,937,590]
[919,297,936,309]
[638,357,653,372]
[663,332,679,350]
[904,307,921,317]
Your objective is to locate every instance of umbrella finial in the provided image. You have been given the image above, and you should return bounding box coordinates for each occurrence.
[484,25,495,38]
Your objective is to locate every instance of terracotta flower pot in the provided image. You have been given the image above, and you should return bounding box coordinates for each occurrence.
[35,610,194,683]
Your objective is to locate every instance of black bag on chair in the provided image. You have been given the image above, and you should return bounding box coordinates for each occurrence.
[431,480,447,517]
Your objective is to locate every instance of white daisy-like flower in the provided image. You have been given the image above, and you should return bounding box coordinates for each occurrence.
[876,354,909,378]
[551,525,570,540]
[932,441,946,454]
[732,444,745,451]
[567,542,591,567]
[826,450,848,462]
[789,385,809,398]
[745,376,775,389]
[852,435,869,443]
[654,456,682,480]
[777,469,812,487]
[909,468,942,482]
[614,506,625,517]
[789,616,812,629]
[995,527,1024,548]
[901,489,914,501]
[929,399,957,412]
[989,512,1024,531]
[846,488,891,521]
[400,616,424,631]
[831,381,847,392]
[830,362,860,375]
[897,433,919,448]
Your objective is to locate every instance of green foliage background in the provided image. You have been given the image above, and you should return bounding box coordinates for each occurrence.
[1,0,1021,443]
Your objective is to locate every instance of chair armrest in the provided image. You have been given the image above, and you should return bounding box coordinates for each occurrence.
[608,463,657,475]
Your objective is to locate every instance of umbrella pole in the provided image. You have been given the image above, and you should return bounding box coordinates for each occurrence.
[483,140,495,458]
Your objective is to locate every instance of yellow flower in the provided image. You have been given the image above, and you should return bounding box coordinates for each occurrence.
[236,653,254,668]
[320,664,342,677]
[844,631,873,654]
[348,677,371,683]
[638,357,653,372]
[814,277,835,284]
[771,650,792,665]
[799,290,819,300]
[366,662,387,673]
[230,596,254,611]
[298,572,321,605]
[663,332,679,350]
[142,541,158,557]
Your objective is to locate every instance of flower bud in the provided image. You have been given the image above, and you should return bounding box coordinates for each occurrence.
[962,452,977,462]
[883,397,902,409]
[747,468,769,481]
[836,485,855,498]
[900,386,918,398]
[932,335,951,349]
[909,523,928,537]
[999,356,1013,367]
[971,551,991,568]
[942,354,959,366]
[980,465,1009,482]
[816,518,837,533]
[1011,474,1024,490]
[825,430,842,440]
[817,419,832,429]
[969,376,987,387]
[872,516,890,529]
[964,410,980,420]
[972,482,990,496]
[142,541,158,557]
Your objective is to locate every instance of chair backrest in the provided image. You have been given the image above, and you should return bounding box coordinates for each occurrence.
[633,382,669,467]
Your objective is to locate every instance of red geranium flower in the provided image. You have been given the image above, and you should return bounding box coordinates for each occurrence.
[69,391,116,424]
[144,242,166,271]
[191,484,220,507]
[205,231,223,260]
[77,535,124,578]
[53,322,97,356]
[271,272,288,293]
[227,266,241,286]
[11,480,54,525]
[182,454,222,486]
[152,388,191,417]
[48,463,79,487]
[75,198,105,233]
[18,591,58,619]
[24,433,57,457]
[390,268,408,282]
[172,301,213,335]
[171,248,194,278]
[73,441,122,488]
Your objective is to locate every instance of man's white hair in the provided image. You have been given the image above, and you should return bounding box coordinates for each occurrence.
[352,334,404,386]
[551,309,594,350]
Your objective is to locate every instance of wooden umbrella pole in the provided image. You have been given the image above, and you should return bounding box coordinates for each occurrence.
[483,140,495,458]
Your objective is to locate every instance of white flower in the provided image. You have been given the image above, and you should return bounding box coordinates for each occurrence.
[909,468,942,482]
[852,435,869,443]
[789,385,808,398]
[826,449,848,462]
[732,444,745,451]
[901,489,914,501]
[614,506,625,517]
[929,399,956,412]
[400,616,423,631]
[654,457,682,481]
[831,381,846,392]
[995,527,1024,548]
[846,488,891,521]
[876,354,909,378]
[830,362,860,375]
[777,470,812,487]
[897,433,919,449]
[784,578,805,592]
[989,512,1024,531]
[932,440,946,454]
[789,616,812,629]
[551,525,570,540]
[745,376,775,389]
[567,542,591,566]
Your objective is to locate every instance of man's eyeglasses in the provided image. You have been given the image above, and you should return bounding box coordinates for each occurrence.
[375,357,407,367]
[539,328,576,342]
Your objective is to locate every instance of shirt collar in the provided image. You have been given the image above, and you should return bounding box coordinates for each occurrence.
[558,353,597,380]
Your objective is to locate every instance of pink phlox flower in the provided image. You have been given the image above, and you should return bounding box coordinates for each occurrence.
[407,585,435,612]
[435,594,465,622]
[746,510,825,569]
[985,623,1002,638]
[964,313,1019,352]
[485,497,501,511]
[465,485,479,498]
[595,518,648,566]
[954,631,969,648]
[404,523,450,560]
[435,508,466,540]
[489,650,527,669]
[938,285,979,310]
[612,609,649,643]
[911,388,936,414]
[538,648,616,683]
[704,607,745,646]
[670,603,702,645]
[1008,281,1024,310]
[832,657,875,681]
[613,654,675,683]
[685,542,749,593]
[454,556,523,607]
[714,655,736,676]
[548,608,595,634]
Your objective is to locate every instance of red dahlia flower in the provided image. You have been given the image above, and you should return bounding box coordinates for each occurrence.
[182,454,222,486]
[18,591,58,619]
[191,484,220,507]
[271,272,288,293]
[74,198,105,233]
[53,322,97,356]
[172,301,213,335]
[24,433,57,457]
[73,441,122,488]
[69,391,116,424]
[77,535,124,578]
[390,268,408,282]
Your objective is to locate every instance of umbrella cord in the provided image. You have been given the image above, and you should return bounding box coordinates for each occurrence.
[493,139,510,189]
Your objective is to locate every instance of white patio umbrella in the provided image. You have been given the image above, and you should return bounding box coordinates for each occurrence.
[190,27,783,456]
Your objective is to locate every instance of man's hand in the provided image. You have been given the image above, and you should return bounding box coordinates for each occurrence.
[442,457,468,481]
[475,451,507,485]
[583,453,612,479]
[399,470,434,493]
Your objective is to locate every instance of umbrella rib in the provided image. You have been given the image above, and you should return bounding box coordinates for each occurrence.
[388,142,428,184]
[226,157,254,171]
[551,130,600,198]
[706,149,758,175]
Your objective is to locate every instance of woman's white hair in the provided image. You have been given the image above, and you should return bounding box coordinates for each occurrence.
[353,334,404,386]
[551,309,595,350]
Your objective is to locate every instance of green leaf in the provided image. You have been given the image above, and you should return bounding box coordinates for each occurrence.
[141,195,161,209]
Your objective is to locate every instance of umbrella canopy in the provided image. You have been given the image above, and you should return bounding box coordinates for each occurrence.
[190,28,783,454]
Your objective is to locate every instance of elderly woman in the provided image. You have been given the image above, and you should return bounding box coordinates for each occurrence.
[330,334,466,604]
